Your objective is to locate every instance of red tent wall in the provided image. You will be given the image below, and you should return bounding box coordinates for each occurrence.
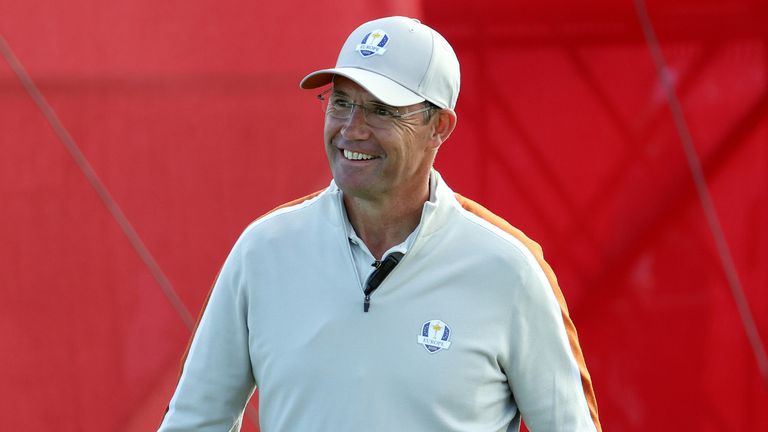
[1,0,766,430]
[428,1,768,430]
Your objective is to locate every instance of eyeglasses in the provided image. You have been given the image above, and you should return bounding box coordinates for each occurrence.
[317,89,435,128]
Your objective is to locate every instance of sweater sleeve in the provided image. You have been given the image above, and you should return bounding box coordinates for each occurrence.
[502,248,597,432]
[453,193,601,432]
[159,241,256,431]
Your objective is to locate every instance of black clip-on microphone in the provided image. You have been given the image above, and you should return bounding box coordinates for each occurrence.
[363,252,404,312]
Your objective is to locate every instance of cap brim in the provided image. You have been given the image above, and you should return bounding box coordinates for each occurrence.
[300,67,425,107]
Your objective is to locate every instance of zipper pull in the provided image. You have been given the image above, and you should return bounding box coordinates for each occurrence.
[365,261,378,312]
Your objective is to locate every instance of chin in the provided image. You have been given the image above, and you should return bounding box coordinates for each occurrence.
[335,178,381,200]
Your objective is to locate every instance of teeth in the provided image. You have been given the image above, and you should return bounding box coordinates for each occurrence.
[343,149,375,160]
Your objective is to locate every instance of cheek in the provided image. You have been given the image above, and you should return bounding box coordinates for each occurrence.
[323,119,338,144]
[395,127,430,157]
[390,124,419,148]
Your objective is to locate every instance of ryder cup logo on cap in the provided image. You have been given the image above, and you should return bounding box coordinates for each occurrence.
[417,319,452,353]
[356,30,389,57]
[299,16,461,110]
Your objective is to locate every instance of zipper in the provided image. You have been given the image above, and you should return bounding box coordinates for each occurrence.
[362,252,404,312]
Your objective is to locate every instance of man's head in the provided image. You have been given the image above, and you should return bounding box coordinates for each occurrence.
[300,17,460,202]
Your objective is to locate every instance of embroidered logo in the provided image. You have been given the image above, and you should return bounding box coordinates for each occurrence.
[417,319,452,353]
[356,30,389,57]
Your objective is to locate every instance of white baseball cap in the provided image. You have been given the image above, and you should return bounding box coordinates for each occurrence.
[300,16,460,109]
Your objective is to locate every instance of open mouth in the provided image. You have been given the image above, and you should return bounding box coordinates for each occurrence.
[342,149,377,161]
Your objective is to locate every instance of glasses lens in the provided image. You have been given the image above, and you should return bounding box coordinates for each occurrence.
[320,93,410,128]
[327,96,354,119]
[365,104,399,128]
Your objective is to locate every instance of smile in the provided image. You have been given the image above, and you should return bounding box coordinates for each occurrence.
[343,149,376,161]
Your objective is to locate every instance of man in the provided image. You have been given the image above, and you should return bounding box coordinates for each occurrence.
[159,16,601,432]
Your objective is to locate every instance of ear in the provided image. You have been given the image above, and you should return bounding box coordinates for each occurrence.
[430,109,457,150]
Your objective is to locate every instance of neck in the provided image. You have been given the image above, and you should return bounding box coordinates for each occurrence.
[344,177,431,260]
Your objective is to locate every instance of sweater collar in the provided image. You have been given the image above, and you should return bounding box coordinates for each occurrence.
[325,169,457,243]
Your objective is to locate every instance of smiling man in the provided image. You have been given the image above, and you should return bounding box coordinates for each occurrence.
[159,16,601,432]
[318,75,454,259]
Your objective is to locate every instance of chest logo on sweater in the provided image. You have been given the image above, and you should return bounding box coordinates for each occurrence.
[417,320,452,353]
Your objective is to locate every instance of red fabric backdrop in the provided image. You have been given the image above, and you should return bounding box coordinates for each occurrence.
[1,0,766,430]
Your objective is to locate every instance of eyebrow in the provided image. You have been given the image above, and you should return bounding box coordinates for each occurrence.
[330,89,348,97]
[331,88,392,108]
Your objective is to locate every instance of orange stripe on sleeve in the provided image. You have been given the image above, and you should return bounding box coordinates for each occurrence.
[258,189,326,220]
[454,193,602,432]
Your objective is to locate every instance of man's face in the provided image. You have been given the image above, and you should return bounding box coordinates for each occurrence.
[323,77,437,202]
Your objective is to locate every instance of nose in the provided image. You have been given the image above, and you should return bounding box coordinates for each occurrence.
[340,105,370,140]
